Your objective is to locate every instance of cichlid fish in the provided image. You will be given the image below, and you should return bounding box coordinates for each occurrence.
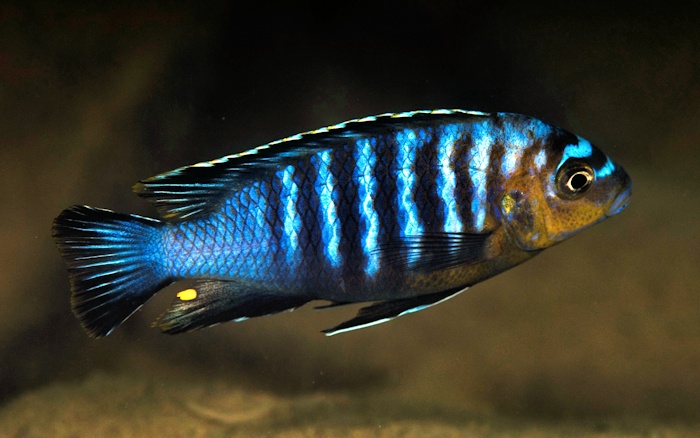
[53,110,631,338]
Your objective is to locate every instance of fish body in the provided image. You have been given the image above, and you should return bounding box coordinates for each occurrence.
[53,110,631,338]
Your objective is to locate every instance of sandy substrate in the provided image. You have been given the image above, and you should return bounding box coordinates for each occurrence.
[1,372,698,437]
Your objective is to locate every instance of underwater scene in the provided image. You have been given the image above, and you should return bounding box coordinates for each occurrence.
[2,2,699,436]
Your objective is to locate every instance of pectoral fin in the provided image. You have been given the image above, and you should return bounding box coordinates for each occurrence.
[323,287,468,336]
[376,232,491,273]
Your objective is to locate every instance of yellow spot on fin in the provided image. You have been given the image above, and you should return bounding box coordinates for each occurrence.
[177,288,197,301]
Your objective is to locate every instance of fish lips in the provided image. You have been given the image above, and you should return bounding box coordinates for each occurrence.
[607,180,632,217]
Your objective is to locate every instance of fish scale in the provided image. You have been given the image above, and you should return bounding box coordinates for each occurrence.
[53,109,631,337]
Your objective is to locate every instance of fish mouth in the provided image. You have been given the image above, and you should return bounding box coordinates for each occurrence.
[607,183,632,217]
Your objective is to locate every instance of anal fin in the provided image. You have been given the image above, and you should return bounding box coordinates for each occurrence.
[314,301,353,309]
[323,286,468,336]
[156,280,309,334]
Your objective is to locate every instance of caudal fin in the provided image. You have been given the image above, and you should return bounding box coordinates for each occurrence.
[52,205,170,338]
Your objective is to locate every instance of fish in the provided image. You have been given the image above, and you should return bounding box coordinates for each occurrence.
[52,109,632,338]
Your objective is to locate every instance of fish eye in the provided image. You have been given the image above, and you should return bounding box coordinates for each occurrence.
[556,163,594,198]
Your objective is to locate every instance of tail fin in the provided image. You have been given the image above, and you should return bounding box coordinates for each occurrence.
[52,205,170,338]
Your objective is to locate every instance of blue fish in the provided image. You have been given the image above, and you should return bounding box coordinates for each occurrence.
[52,110,631,338]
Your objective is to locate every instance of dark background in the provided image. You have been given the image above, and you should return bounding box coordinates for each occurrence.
[1,0,699,429]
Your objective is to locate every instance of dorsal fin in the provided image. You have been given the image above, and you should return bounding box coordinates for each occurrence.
[133,109,491,221]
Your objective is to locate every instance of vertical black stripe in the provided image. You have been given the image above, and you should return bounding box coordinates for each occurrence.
[415,127,442,234]
[455,126,476,230]
[296,156,321,276]
[332,142,364,291]
[374,132,400,244]
[266,166,286,285]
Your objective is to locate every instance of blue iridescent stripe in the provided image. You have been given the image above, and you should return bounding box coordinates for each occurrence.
[353,138,380,276]
[468,121,492,232]
[534,148,547,169]
[436,124,463,233]
[559,137,593,169]
[500,119,550,177]
[279,165,301,269]
[501,123,526,177]
[596,156,615,178]
[395,129,423,237]
[315,150,342,268]
[248,183,271,244]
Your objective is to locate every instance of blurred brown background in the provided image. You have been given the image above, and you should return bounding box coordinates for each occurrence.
[1,0,699,433]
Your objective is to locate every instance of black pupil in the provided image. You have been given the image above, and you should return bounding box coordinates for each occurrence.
[570,172,589,190]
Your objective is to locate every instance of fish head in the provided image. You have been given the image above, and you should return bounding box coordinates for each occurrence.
[499,132,631,251]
